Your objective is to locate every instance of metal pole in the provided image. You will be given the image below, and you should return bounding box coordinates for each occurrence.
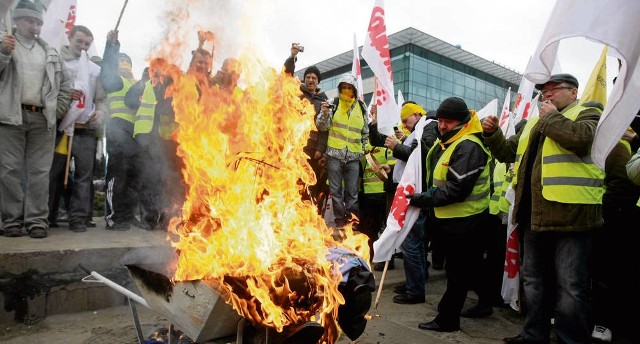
[128,298,145,344]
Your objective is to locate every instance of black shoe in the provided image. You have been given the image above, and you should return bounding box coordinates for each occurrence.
[69,223,87,233]
[392,293,425,304]
[393,284,406,294]
[373,260,394,271]
[503,334,549,344]
[3,226,23,237]
[28,226,47,239]
[49,222,59,228]
[105,222,131,231]
[418,320,459,332]
[460,304,493,318]
[85,220,97,228]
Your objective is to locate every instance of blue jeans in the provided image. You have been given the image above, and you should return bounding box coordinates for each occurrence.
[520,229,592,344]
[400,210,426,296]
[326,156,360,225]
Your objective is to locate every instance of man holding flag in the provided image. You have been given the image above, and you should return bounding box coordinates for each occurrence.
[50,24,107,233]
[407,97,492,332]
[482,74,603,344]
[0,0,71,238]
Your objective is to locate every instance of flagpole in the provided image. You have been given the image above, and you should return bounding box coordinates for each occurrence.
[63,135,73,189]
[5,10,11,33]
[373,260,390,309]
[114,0,129,31]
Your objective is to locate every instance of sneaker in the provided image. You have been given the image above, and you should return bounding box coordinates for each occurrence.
[28,226,47,239]
[3,226,23,237]
[69,223,87,233]
[591,325,612,342]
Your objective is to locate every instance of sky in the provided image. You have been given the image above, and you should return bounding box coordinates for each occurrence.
[72,0,616,100]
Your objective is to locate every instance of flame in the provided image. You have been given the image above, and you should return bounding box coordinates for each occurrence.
[159,58,370,343]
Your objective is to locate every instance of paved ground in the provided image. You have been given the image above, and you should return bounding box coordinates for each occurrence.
[0,218,529,343]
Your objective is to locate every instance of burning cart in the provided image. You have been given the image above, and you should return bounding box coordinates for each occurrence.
[79,246,373,344]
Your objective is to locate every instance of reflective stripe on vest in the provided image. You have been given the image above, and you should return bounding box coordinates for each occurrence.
[133,80,156,137]
[514,104,604,204]
[498,171,513,213]
[429,134,491,218]
[107,77,136,123]
[490,162,506,215]
[327,101,365,154]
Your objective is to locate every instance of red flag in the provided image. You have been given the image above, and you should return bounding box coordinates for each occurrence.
[40,0,77,50]
[362,0,397,136]
[352,33,364,102]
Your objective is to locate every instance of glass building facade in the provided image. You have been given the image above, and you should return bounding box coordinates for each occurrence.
[299,28,522,112]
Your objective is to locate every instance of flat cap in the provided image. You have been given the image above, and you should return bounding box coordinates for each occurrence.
[535,73,579,90]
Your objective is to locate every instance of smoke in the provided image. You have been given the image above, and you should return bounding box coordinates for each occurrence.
[147,0,276,85]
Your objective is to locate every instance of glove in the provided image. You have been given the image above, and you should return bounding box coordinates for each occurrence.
[408,186,437,208]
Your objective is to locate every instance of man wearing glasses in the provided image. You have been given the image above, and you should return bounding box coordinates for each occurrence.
[481,73,603,344]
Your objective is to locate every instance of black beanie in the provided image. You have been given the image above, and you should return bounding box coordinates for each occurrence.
[437,97,469,121]
[304,65,321,82]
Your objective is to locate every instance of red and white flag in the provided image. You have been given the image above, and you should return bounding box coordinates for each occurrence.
[524,0,640,169]
[501,184,520,311]
[512,78,535,125]
[40,0,77,50]
[362,0,398,137]
[498,87,512,135]
[352,33,364,102]
[372,117,428,263]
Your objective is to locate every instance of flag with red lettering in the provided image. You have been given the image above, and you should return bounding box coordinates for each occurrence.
[501,184,520,311]
[372,117,427,263]
[512,78,535,125]
[40,0,77,50]
[523,0,640,169]
[352,33,364,103]
[498,87,512,135]
[362,0,398,137]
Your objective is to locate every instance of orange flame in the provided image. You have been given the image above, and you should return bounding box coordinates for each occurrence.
[160,59,370,343]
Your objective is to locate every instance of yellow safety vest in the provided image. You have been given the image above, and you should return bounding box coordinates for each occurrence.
[428,134,491,218]
[489,161,506,215]
[107,77,136,123]
[514,104,604,204]
[327,101,365,154]
[361,144,396,194]
[132,81,177,140]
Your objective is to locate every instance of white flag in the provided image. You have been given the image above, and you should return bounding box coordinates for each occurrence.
[352,33,364,102]
[40,0,77,50]
[372,117,428,263]
[477,98,498,121]
[362,0,398,137]
[523,0,640,169]
[498,87,512,135]
[396,89,405,114]
[58,50,98,135]
[501,185,520,311]
[512,78,534,125]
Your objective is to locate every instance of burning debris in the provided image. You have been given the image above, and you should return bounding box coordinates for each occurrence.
[137,26,373,343]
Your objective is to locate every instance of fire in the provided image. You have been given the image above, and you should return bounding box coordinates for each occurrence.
[160,59,370,343]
